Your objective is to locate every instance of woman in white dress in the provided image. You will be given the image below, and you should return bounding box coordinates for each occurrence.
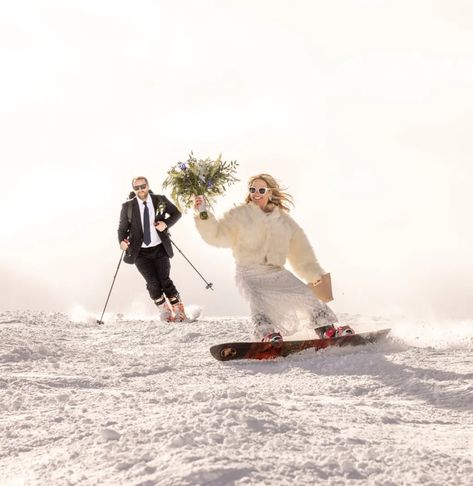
[194,173,354,342]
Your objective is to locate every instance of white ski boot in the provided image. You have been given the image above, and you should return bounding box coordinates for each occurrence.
[169,295,187,322]
[154,295,173,322]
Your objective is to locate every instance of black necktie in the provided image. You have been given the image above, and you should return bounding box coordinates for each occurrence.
[143,201,151,245]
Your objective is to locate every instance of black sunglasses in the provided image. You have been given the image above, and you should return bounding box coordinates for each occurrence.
[249,187,271,195]
[133,184,147,191]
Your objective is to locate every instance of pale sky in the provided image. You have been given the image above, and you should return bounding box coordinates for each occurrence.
[1,0,473,321]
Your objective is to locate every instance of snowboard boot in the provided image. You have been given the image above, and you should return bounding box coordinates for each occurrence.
[169,295,187,322]
[261,332,283,343]
[154,295,173,322]
[315,324,355,339]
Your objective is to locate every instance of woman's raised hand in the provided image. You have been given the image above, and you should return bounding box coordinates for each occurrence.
[194,195,205,210]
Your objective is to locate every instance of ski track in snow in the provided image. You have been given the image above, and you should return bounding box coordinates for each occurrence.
[0,311,472,486]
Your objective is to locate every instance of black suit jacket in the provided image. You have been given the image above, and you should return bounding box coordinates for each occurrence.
[117,194,182,264]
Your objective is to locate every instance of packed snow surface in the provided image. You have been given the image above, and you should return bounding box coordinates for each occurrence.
[1,310,472,485]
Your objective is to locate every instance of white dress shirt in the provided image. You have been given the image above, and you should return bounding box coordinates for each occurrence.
[138,195,162,248]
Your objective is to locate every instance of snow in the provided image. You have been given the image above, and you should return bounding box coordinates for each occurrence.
[1,310,472,485]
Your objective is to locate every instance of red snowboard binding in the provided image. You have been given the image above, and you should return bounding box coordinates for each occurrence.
[316,324,355,339]
[261,332,283,343]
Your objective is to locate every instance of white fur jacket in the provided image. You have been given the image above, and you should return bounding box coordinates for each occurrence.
[194,202,325,283]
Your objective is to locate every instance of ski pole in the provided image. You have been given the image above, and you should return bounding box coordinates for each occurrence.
[170,238,214,290]
[97,251,125,324]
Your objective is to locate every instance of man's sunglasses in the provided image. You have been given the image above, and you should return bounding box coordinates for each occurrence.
[133,184,147,191]
[249,187,271,195]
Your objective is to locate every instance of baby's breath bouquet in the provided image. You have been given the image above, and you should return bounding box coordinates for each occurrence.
[162,153,239,219]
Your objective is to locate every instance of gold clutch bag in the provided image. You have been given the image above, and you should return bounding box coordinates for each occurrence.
[308,273,333,303]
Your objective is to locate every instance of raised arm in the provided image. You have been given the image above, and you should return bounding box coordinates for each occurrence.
[194,199,237,248]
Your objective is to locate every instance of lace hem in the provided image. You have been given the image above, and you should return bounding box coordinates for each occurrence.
[235,264,337,339]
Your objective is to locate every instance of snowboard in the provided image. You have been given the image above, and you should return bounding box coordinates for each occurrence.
[210,328,391,361]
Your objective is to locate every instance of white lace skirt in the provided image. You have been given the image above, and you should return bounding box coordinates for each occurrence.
[235,264,338,339]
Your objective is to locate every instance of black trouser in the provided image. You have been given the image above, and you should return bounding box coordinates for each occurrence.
[134,244,178,301]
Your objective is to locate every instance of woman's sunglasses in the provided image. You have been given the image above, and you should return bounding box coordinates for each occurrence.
[249,187,271,195]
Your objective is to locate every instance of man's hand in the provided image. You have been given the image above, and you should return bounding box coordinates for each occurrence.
[155,221,167,232]
[120,239,129,251]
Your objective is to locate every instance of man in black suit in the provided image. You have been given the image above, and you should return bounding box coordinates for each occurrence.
[117,176,186,321]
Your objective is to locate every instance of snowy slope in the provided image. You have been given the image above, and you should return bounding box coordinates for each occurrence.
[1,310,472,486]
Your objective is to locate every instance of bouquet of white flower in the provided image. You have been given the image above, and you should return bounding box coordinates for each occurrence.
[162,153,239,219]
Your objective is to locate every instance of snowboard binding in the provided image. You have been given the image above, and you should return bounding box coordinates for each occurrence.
[316,324,355,339]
